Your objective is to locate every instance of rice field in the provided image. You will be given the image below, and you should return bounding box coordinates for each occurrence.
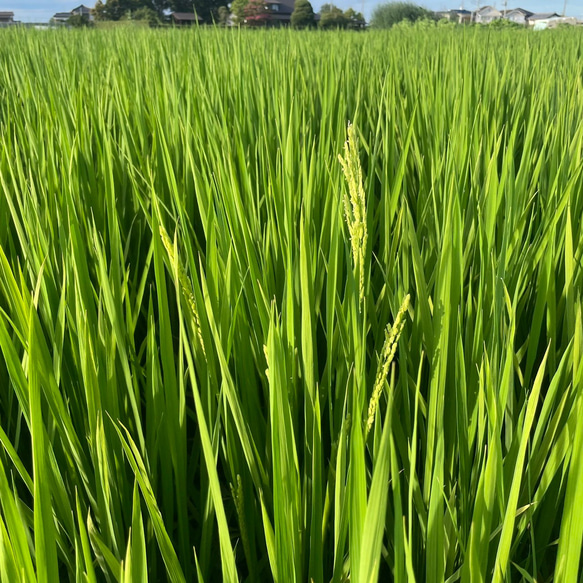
[0,25,582,582]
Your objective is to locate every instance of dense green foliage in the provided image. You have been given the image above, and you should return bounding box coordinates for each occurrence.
[67,13,94,27]
[94,0,218,21]
[0,26,583,583]
[318,3,365,28]
[291,0,316,29]
[370,1,434,28]
[131,6,163,26]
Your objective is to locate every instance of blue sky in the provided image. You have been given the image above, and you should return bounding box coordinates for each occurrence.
[1,0,581,22]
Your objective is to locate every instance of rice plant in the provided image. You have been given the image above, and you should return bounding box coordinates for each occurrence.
[0,25,582,582]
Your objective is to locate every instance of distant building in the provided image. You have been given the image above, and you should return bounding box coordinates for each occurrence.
[171,12,203,25]
[52,5,94,23]
[528,13,574,28]
[543,15,578,27]
[527,12,560,25]
[241,0,310,27]
[53,12,73,23]
[264,0,295,26]
[438,6,578,27]
[0,11,14,26]
[473,5,502,23]
[503,7,533,24]
[436,8,472,23]
[71,5,94,20]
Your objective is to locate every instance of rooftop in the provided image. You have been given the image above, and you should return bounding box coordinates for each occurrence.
[528,12,560,19]
[172,12,202,21]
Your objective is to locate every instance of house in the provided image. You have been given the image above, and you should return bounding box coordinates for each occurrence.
[527,12,560,25]
[473,5,502,23]
[53,12,73,23]
[503,7,532,24]
[71,5,94,20]
[239,0,296,26]
[545,16,578,27]
[436,9,472,23]
[447,9,472,23]
[528,13,574,28]
[171,12,202,25]
[52,5,94,23]
[0,11,14,26]
[264,0,295,26]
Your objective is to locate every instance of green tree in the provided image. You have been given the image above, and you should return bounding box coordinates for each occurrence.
[170,0,216,21]
[243,0,270,26]
[217,5,230,25]
[291,0,315,28]
[318,3,347,28]
[344,7,365,28]
[370,1,434,28]
[93,0,139,20]
[94,0,166,20]
[67,13,93,26]
[133,6,162,24]
[94,0,218,21]
[230,0,248,23]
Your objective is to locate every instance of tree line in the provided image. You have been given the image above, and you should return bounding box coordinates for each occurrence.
[92,0,365,28]
[87,0,445,29]
[93,0,217,22]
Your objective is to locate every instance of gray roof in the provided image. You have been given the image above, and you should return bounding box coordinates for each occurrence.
[505,7,533,15]
[267,1,294,15]
[0,12,14,17]
[528,12,560,19]
[172,12,202,20]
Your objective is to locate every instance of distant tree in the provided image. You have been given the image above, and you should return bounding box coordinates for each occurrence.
[436,16,455,26]
[95,0,219,21]
[370,1,434,28]
[169,0,216,21]
[318,3,347,28]
[133,6,162,24]
[487,17,520,28]
[291,0,315,28]
[243,0,270,25]
[344,7,365,28]
[68,13,93,26]
[94,0,162,20]
[230,0,248,23]
[169,0,194,8]
[217,5,230,24]
[94,0,136,20]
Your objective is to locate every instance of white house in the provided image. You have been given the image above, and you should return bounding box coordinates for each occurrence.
[52,5,94,23]
[473,6,502,23]
[503,8,533,24]
[527,12,560,26]
[437,8,472,23]
[53,12,73,23]
[0,11,14,26]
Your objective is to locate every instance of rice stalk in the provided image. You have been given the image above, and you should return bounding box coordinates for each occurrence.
[365,294,410,437]
[159,224,206,360]
[339,122,367,309]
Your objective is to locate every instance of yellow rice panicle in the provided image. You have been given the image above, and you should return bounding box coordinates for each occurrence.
[338,123,368,309]
[365,294,410,436]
